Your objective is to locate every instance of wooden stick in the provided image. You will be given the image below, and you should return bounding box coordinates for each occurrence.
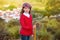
[33,24,36,40]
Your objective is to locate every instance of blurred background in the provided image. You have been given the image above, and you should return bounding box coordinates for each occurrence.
[0,0,60,40]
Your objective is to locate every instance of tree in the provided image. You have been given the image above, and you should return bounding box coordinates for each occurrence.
[46,0,60,15]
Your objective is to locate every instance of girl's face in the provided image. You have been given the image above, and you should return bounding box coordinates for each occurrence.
[23,7,30,13]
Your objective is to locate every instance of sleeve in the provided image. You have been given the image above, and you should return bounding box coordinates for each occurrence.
[30,14,33,24]
[20,15,30,30]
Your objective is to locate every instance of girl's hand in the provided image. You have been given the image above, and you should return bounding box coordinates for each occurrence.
[31,34,34,37]
[33,24,36,29]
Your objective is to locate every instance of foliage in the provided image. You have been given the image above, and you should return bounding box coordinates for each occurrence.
[46,0,60,15]
[6,19,20,39]
[0,19,20,40]
[54,29,60,40]
[47,19,58,29]
[7,5,17,10]
[36,23,49,40]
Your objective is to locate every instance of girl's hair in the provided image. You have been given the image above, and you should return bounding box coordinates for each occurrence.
[20,3,32,14]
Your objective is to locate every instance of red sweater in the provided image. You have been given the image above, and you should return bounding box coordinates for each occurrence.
[20,14,33,36]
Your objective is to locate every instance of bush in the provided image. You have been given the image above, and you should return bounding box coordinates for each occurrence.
[54,29,60,40]
[36,23,49,40]
[0,18,11,40]
[6,19,20,39]
[39,29,49,40]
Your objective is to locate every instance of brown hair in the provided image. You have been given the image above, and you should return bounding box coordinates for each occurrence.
[20,7,31,14]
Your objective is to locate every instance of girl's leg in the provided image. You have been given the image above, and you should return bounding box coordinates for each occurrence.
[21,35,30,40]
[27,36,30,40]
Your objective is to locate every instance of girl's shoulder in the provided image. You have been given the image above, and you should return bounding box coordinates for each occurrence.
[20,14,24,16]
[20,14,25,18]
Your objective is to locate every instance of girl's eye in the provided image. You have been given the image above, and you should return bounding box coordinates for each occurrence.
[24,7,29,9]
[25,7,27,9]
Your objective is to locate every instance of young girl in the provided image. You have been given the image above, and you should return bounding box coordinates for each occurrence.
[20,3,33,40]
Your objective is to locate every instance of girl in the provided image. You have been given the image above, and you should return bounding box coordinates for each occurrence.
[20,3,33,40]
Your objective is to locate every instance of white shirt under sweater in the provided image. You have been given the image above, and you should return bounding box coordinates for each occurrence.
[23,12,30,18]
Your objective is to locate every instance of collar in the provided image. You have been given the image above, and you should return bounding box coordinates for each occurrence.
[23,12,30,18]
